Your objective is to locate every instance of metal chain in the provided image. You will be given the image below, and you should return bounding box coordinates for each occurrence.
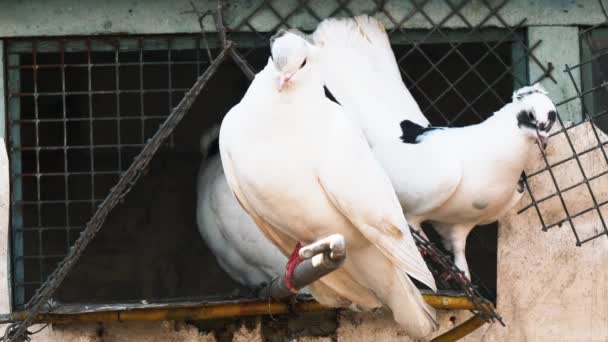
[411,228,504,326]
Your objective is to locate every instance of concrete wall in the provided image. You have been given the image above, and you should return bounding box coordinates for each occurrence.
[0,0,604,37]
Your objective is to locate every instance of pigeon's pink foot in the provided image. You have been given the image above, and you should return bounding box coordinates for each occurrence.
[285,242,303,293]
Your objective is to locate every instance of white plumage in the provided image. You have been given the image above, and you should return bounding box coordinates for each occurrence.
[313,16,557,279]
[218,30,437,338]
[197,150,289,287]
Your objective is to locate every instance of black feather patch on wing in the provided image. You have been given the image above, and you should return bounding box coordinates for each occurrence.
[399,120,443,144]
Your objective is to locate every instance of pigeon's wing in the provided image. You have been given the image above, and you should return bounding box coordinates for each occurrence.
[196,154,289,286]
[218,103,299,257]
[313,15,429,143]
[317,104,436,291]
[219,111,384,309]
[220,148,297,257]
[373,140,463,216]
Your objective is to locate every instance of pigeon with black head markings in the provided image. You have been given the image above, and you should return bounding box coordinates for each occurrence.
[313,16,557,280]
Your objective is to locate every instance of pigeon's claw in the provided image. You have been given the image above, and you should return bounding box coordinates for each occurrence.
[285,242,303,293]
[517,172,526,194]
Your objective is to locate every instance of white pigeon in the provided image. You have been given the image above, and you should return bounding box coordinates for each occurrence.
[196,127,310,293]
[219,29,438,337]
[196,149,287,287]
[313,16,556,280]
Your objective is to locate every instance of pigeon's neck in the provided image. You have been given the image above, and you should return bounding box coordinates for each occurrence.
[486,102,522,130]
[484,101,535,160]
[277,73,325,101]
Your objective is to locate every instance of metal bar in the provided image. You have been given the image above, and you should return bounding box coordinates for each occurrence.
[138,38,146,147]
[10,60,212,69]
[11,89,196,96]
[14,116,169,123]
[18,171,119,177]
[0,41,5,140]
[167,38,175,148]
[30,41,43,288]
[0,293,480,325]
[114,40,122,172]
[60,40,71,256]
[16,200,103,205]
[430,314,489,342]
[86,39,96,217]
[7,38,226,54]
[15,144,151,151]
[7,52,24,309]
[14,226,84,232]
[3,44,231,342]
[0,40,9,310]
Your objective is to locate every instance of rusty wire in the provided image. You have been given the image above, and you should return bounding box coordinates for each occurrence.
[412,229,503,325]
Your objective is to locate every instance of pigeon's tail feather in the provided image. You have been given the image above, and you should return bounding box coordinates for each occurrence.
[313,16,429,135]
[200,123,221,161]
[389,269,438,338]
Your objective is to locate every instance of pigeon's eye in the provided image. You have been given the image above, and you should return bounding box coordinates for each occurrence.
[300,58,307,69]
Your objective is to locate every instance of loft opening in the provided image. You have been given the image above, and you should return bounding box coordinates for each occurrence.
[4,29,525,311]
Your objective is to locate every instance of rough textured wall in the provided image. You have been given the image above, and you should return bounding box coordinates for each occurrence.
[1,123,607,341]
[0,0,605,37]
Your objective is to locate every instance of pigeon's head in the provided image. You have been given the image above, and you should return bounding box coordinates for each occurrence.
[512,83,557,150]
[270,28,318,92]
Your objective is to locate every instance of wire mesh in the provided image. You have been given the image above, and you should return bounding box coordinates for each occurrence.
[5,36,227,308]
[517,10,608,246]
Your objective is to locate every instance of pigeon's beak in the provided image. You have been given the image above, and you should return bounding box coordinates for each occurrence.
[277,72,293,92]
[536,129,548,150]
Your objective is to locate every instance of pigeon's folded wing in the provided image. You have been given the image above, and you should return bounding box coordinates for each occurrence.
[372,140,463,216]
[317,105,436,291]
[219,144,298,258]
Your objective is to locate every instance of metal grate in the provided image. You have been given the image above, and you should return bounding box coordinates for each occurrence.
[5,36,234,308]
[517,16,608,246]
